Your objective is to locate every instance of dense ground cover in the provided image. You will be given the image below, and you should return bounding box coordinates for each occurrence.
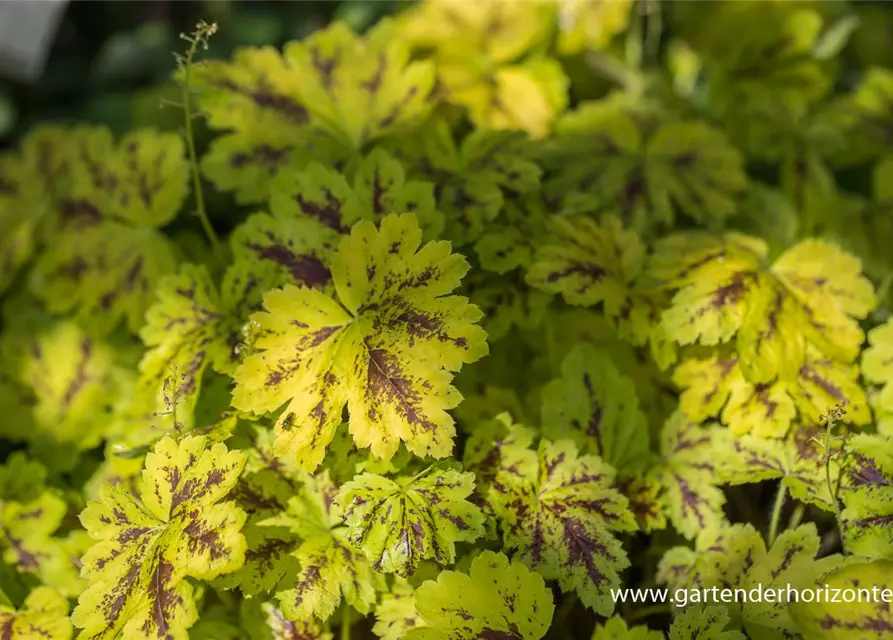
[2,1,893,638]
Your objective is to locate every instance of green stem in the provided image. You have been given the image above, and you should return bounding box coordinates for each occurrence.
[788,503,805,530]
[768,482,787,546]
[824,417,841,518]
[180,40,223,266]
[341,606,351,640]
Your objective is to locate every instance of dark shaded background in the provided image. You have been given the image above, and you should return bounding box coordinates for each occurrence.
[0,0,406,146]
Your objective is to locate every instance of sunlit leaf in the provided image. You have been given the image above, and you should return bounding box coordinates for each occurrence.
[263,471,383,621]
[338,464,485,577]
[838,434,893,560]
[790,560,893,639]
[233,213,488,469]
[406,550,554,640]
[658,523,843,639]
[72,435,247,640]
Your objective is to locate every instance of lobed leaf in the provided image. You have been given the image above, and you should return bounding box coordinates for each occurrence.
[718,423,844,511]
[668,605,746,640]
[264,471,383,621]
[838,434,893,560]
[540,343,650,471]
[72,435,247,640]
[790,560,893,639]
[0,587,72,640]
[658,523,843,638]
[338,464,485,577]
[488,439,636,614]
[232,213,488,470]
[406,550,554,640]
[540,100,747,231]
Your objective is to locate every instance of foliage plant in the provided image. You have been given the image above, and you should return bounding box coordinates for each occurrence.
[3,1,893,638]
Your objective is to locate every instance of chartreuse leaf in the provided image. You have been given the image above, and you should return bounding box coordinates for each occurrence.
[718,423,844,511]
[211,430,303,600]
[385,117,541,245]
[406,550,554,640]
[284,19,435,149]
[1,124,85,257]
[828,67,893,164]
[0,151,38,297]
[32,127,188,334]
[540,343,650,472]
[338,464,485,577]
[488,438,636,614]
[555,0,633,55]
[0,453,83,597]
[191,45,316,203]
[668,605,746,640]
[862,319,893,436]
[674,347,869,437]
[527,215,644,311]
[647,232,769,352]
[373,579,422,640]
[15,321,122,450]
[646,412,729,540]
[135,262,277,431]
[463,412,536,493]
[526,215,672,358]
[0,587,72,640]
[215,466,300,596]
[402,1,565,138]
[72,435,247,640]
[258,602,332,640]
[402,0,553,64]
[34,223,179,335]
[790,560,893,639]
[650,232,876,380]
[268,149,443,242]
[658,523,843,639]
[838,434,893,560]
[262,471,383,621]
[346,149,444,240]
[590,616,662,640]
[230,210,337,294]
[194,18,435,203]
[539,98,747,231]
[233,213,488,470]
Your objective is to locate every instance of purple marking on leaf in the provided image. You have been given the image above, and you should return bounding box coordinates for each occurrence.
[246,241,331,288]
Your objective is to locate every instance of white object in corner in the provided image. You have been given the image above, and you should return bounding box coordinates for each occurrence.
[0,0,69,81]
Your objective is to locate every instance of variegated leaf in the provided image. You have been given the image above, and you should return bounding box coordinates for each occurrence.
[488,439,636,614]
[72,435,247,640]
[338,465,485,577]
[233,213,488,470]
[406,551,554,640]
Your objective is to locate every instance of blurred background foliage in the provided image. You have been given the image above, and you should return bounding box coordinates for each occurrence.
[0,0,405,144]
[3,0,893,149]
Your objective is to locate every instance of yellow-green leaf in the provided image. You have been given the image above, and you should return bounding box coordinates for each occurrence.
[72,435,247,640]
[233,213,488,469]
[406,550,554,640]
[338,464,485,577]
